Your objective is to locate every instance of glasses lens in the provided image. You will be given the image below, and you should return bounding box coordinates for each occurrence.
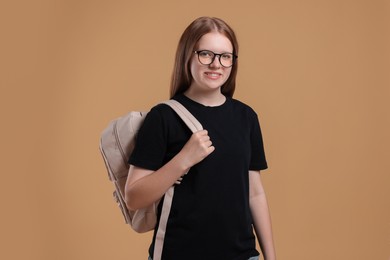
[198,51,214,65]
[220,53,234,67]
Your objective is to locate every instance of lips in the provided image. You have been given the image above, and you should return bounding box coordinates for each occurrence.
[205,72,222,79]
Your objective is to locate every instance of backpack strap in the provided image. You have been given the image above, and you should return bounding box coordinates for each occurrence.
[161,99,203,133]
[152,99,202,260]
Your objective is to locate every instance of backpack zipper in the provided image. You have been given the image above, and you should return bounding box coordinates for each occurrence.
[113,120,129,171]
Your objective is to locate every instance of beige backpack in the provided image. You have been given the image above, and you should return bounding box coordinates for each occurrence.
[99,100,202,259]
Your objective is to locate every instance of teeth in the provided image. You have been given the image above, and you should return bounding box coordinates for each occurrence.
[206,73,220,76]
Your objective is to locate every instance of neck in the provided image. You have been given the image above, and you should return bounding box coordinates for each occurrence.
[184,89,226,107]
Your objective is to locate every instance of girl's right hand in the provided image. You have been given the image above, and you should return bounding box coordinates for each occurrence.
[179,130,215,169]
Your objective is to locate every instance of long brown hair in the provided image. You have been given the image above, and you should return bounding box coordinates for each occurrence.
[170,17,239,98]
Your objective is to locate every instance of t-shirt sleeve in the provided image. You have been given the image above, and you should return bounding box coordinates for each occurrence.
[128,106,167,171]
[249,111,268,171]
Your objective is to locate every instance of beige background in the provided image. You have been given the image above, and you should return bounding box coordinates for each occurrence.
[1,0,389,259]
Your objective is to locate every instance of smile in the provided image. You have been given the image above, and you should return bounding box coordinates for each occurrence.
[205,72,222,78]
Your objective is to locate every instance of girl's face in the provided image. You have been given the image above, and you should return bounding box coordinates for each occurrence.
[189,32,233,94]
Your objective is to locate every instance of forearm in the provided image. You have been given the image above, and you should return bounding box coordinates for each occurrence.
[125,153,190,210]
[250,193,276,260]
[125,130,214,210]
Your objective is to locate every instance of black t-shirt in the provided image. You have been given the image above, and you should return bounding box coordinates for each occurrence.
[129,94,268,260]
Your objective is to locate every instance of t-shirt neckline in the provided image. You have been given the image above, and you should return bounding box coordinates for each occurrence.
[180,94,229,109]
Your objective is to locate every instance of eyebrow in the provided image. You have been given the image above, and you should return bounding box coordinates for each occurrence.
[197,49,234,54]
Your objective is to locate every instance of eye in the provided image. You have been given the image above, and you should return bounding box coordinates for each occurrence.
[199,51,213,58]
[221,53,233,60]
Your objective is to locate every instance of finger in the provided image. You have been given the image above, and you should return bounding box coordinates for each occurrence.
[200,135,211,142]
[196,129,208,136]
[205,140,212,147]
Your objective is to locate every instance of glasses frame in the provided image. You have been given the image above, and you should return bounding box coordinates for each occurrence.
[194,50,238,68]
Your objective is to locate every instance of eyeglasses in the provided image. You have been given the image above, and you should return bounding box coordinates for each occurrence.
[194,50,237,68]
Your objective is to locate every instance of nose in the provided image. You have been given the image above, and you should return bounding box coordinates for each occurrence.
[209,55,221,68]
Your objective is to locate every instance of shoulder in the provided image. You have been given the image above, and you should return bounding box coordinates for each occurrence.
[229,98,258,118]
[145,102,182,128]
[150,103,171,113]
[149,102,174,116]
